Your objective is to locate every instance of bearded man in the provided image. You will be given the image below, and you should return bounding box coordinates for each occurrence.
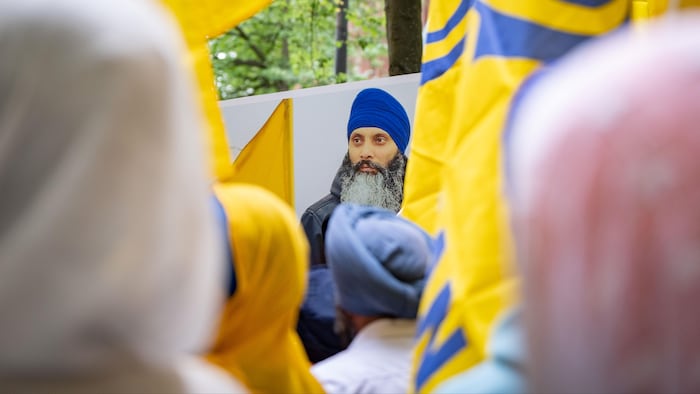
[301,87,411,267]
[297,88,411,363]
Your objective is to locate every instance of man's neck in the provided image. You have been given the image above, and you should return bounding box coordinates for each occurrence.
[350,314,382,333]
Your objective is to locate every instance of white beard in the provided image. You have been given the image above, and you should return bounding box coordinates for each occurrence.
[339,168,404,212]
[337,152,406,212]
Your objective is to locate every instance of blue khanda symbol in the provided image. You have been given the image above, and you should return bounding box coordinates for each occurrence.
[421,0,607,85]
[414,231,468,392]
[472,2,592,63]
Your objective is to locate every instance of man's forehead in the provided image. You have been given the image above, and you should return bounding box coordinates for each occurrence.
[349,127,393,139]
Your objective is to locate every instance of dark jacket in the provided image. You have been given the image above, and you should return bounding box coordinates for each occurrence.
[298,167,345,363]
[298,155,407,363]
[301,168,343,267]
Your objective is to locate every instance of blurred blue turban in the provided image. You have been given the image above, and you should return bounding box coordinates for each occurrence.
[325,204,431,318]
[347,88,411,154]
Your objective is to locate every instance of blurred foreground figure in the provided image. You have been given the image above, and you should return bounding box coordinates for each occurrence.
[312,204,431,393]
[0,0,243,392]
[510,13,700,394]
[209,184,324,394]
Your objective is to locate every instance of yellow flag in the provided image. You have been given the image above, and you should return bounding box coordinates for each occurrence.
[401,0,467,236]
[231,99,294,207]
[405,1,628,392]
[159,0,273,181]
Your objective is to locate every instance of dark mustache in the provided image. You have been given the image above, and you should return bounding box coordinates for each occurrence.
[352,160,387,175]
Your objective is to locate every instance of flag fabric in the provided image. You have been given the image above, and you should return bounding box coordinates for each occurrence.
[400,0,468,235]
[160,0,273,181]
[404,1,629,392]
[231,99,295,207]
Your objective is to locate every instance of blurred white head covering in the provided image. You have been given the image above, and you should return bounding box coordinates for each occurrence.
[0,0,225,379]
[509,12,700,394]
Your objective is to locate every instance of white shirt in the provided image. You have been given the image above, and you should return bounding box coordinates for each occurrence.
[311,319,416,394]
[176,357,248,393]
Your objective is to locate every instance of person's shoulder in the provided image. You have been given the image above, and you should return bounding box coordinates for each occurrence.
[174,357,248,394]
[311,346,410,394]
[311,349,357,381]
[302,194,340,219]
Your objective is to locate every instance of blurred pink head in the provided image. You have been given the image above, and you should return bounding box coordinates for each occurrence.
[510,13,700,394]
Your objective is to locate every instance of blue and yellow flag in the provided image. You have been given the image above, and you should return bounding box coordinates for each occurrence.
[231,99,295,207]
[160,0,273,181]
[404,1,629,392]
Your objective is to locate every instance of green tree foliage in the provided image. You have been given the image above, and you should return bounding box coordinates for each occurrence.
[209,0,388,100]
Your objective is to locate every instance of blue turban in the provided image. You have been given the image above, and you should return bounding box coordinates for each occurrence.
[347,88,411,154]
[325,204,432,318]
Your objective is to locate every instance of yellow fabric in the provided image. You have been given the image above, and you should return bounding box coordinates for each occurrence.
[632,0,650,19]
[632,0,700,19]
[401,1,466,236]
[208,183,323,394]
[404,1,628,392]
[159,0,273,181]
[231,99,295,207]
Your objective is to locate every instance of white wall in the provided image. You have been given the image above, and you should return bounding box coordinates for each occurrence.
[219,73,420,218]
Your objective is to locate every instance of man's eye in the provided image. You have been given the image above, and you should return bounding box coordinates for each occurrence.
[375,136,386,144]
[352,138,361,144]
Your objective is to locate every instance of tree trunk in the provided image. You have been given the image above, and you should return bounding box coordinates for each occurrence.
[385,0,422,75]
[335,0,349,75]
